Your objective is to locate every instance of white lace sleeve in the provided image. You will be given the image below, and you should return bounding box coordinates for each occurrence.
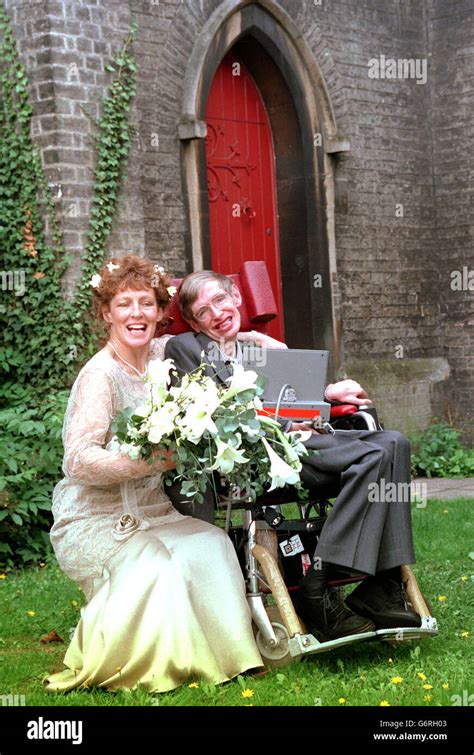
[63,367,160,486]
[149,335,173,361]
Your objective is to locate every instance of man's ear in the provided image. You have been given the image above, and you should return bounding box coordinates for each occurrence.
[230,283,242,307]
[187,317,201,333]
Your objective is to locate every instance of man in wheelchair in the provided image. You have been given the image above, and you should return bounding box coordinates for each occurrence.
[164,271,422,643]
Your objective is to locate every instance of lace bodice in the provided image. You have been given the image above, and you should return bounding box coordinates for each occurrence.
[50,336,185,600]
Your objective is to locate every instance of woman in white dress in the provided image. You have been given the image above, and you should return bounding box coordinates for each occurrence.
[43,255,263,694]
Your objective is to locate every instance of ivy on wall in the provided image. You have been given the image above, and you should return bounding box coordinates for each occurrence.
[0,4,138,568]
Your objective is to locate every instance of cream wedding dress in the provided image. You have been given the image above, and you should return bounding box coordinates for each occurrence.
[43,337,262,694]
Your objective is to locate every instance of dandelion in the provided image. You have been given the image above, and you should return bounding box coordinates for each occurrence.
[391,676,403,684]
[417,672,427,681]
[0,574,6,580]
[26,610,36,617]
[443,508,449,513]
[438,595,447,602]
[423,694,432,702]
[461,631,469,638]
[188,682,199,689]
[423,684,433,690]
[442,683,449,690]
[380,700,390,706]
[71,600,78,607]
[461,576,469,582]
[242,689,254,699]
[338,697,346,704]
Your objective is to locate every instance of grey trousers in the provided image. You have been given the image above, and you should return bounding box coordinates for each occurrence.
[168,429,416,577]
[301,429,415,575]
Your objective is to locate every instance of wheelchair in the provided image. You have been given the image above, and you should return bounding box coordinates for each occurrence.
[215,408,439,668]
[162,260,439,668]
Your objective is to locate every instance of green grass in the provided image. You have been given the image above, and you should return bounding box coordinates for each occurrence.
[0,498,472,707]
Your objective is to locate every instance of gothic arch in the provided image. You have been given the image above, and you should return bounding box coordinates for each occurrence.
[178,0,349,363]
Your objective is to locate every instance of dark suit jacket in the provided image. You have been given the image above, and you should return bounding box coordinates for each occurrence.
[165,331,235,387]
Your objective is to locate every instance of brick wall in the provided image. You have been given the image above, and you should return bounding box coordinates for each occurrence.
[4,0,472,420]
[428,0,474,413]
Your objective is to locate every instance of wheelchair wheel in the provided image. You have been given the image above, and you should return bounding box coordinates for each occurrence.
[253,605,299,669]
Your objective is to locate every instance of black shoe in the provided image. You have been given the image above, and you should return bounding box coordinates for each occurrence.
[295,587,376,642]
[345,576,422,629]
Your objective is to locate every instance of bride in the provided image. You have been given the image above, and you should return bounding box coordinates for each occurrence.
[43,255,263,694]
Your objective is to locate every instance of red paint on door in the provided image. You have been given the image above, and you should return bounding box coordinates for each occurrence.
[205,53,284,341]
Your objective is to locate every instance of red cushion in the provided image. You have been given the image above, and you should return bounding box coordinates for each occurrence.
[155,262,277,337]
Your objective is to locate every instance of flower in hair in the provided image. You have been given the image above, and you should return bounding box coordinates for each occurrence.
[167,285,177,297]
[89,274,102,289]
[106,262,120,273]
[154,265,165,273]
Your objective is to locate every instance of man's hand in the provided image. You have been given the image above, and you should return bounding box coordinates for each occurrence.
[288,422,314,433]
[324,379,372,407]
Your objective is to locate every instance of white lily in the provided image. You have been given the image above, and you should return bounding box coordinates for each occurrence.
[176,403,219,443]
[119,441,141,460]
[133,403,151,419]
[223,363,259,401]
[147,358,175,407]
[147,357,174,385]
[209,434,249,474]
[261,437,301,491]
[148,402,180,444]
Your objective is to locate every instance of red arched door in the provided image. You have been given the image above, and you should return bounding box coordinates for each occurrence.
[205,53,284,341]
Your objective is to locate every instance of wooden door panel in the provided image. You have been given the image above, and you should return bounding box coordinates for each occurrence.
[205,54,284,341]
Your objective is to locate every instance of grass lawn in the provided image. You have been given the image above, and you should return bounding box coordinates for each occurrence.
[0,497,472,707]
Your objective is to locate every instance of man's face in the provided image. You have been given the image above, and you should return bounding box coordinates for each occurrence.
[188,279,242,342]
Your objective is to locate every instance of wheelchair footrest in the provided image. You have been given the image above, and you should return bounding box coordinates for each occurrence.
[288,615,438,658]
[376,615,438,643]
[288,629,378,657]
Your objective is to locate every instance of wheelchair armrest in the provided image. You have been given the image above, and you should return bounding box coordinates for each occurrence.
[329,404,358,418]
[330,405,382,431]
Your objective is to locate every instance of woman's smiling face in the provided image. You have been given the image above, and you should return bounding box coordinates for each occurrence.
[102,286,160,349]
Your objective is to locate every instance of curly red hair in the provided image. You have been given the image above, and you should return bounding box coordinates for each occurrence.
[92,255,173,323]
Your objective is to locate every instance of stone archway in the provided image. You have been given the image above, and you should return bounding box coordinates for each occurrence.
[178,0,349,363]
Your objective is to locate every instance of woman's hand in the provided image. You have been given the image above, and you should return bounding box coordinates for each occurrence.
[138,448,176,473]
[238,331,288,349]
[151,447,176,471]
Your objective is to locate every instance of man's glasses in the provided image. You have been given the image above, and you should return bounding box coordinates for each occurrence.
[192,292,234,322]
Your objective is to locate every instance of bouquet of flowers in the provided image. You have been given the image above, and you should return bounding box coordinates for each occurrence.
[112,359,312,504]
